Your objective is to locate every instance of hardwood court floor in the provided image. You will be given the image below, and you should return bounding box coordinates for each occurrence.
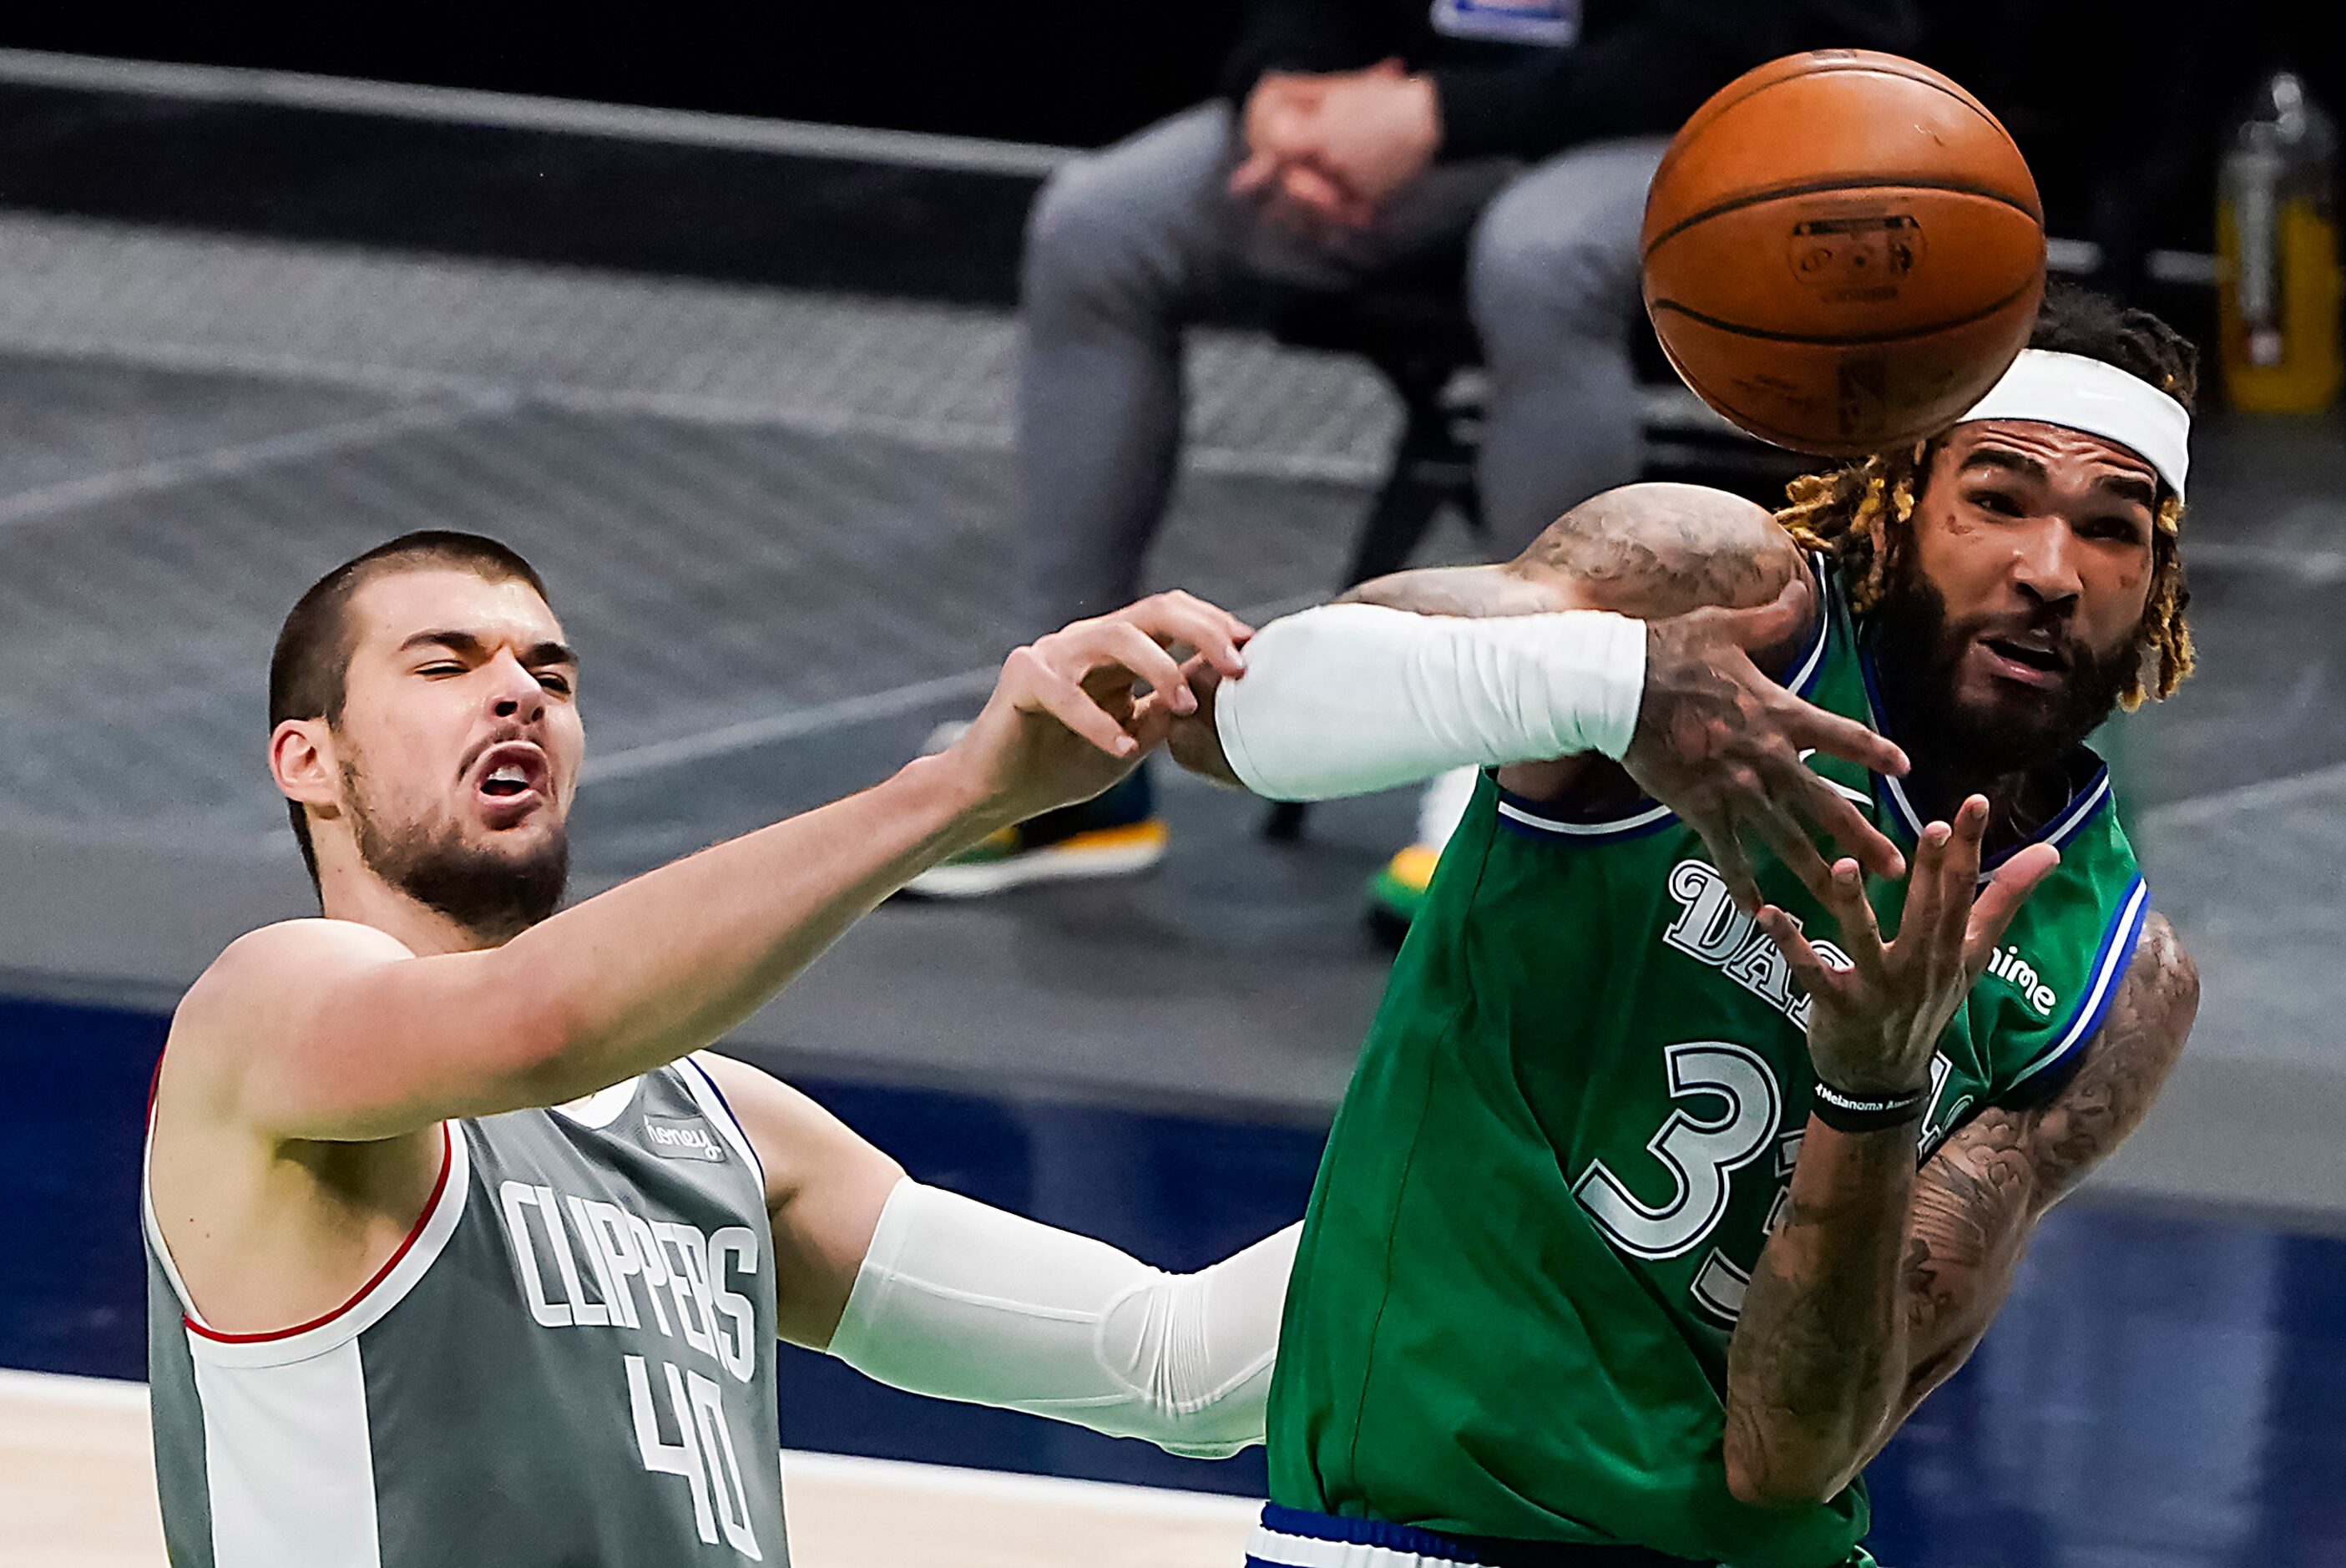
[0,1371,1257,1568]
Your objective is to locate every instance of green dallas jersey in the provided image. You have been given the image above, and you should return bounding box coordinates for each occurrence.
[1266,560,2150,1568]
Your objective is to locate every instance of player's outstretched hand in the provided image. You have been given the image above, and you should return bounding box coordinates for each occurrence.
[1624,577,1912,912]
[947,592,1252,827]
[1754,796,2060,1100]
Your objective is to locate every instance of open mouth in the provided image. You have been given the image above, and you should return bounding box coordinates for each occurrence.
[470,742,549,812]
[1984,637,2065,674]
[1978,635,2069,689]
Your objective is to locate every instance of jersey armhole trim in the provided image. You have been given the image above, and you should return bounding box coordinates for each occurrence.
[1785,552,1835,697]
[163,1124,471,1368]
[680,1055,767,1192]
[1997,875,2148,1103]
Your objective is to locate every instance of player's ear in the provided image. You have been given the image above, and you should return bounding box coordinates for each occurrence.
[270,718,341,812]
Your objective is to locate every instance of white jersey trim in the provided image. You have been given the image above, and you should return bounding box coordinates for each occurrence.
[192,1332,382,1567]
[553,1074,645,1129]
[142,1119,205,1325]
[1494,796,1676,838]
[2004,873,2151,1096]
[680,1054,767,1191]
[169,1126,473,1370]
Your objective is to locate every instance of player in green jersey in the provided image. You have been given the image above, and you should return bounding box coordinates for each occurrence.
[1167,287,2206,1567]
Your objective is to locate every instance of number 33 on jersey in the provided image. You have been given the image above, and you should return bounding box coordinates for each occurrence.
[1267,565,2151,1566]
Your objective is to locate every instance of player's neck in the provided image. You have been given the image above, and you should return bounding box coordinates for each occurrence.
[1900,751,2075,860]
[316,864,511,955]
[1870,630,2097,858]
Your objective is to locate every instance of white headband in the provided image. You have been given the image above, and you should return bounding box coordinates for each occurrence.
[1956,349,2191,502]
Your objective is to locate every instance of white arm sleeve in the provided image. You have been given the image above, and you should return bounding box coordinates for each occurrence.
[825,1180,1297,1459]
[1213,600,1647,801]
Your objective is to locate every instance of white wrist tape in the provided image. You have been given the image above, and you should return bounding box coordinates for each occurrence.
[827,1180,1297,1459]
[1213,602,1647,801]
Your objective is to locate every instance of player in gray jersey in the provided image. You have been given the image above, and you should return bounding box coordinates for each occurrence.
[145,532,1299,1568]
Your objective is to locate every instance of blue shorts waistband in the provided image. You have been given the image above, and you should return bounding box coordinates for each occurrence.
[1252,1503,1495,1563]
[1246,1505,1713,1568]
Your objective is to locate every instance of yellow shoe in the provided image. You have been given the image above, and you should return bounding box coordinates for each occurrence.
[1366,842,1443,946]
[901,767,1168,899]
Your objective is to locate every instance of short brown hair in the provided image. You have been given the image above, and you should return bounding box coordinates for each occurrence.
[269,531,550,891]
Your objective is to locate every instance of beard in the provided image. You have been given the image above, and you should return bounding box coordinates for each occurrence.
[1870,568,2136,783]
[344,758,569,943]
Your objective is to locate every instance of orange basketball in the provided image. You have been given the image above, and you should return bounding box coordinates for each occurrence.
[1641,51,2045,457]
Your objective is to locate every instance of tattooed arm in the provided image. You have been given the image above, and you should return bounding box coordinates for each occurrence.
[1878,913,2197,1434]
[1722,913,2200,1507]
[1167,483,1803,787]
[1165,483,1910,903]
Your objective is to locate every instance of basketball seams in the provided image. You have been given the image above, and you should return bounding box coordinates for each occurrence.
[1643,177,2042,260]
[1646,273,2044,346]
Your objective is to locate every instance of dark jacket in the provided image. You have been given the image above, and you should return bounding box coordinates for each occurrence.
[1221,0,1924,160]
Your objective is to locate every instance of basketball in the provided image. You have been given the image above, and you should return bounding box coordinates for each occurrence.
[1641,50,2045,456]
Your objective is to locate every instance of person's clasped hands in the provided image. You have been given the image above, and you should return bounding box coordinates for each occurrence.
[1229,59,1441,235]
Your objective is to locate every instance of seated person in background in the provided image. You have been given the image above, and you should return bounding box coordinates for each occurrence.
[913,0,1924,900]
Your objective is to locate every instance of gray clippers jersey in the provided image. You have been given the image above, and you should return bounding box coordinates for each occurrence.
[145,1056,787,1568]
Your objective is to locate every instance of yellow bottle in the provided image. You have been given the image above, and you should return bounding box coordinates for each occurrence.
[2218,71,2342,412]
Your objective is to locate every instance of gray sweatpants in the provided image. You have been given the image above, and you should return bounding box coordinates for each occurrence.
[1019,100,1667,628]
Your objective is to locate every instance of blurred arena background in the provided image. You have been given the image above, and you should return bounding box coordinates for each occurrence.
[2,5,2343,1565]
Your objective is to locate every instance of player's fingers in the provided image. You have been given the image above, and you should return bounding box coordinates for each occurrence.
[1712,575,1811,653]
[1754,903,1836,998]
[1796,767,1907,883]
[1065,621,1192,712]
[1741,777,1834,903]
[1747,742,1877,892]
[1150,587,1256,640]
[1123,688,1184,752]
[1818,855,1888,979]
[1168,649,1223,699]
[1252,115,1312,159]
[1897,817,1952,952]
[1127,642,1233,717]
[1023,660,1140,758]
[1963,843,2061,974]
[1124,592,1251,677]
[1773,695,1911,780]
[1688,803,1765,915]
[1933,796,1991,962]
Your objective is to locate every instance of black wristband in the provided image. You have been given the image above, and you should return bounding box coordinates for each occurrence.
[1812,1079,1929,1134]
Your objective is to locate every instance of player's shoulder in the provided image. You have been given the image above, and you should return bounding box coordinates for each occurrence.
[1521,480,1806,622]
[2097,907,2198,1105]
[2124,908,2197,1025]
[686,1050,903,1206]
[685,1049,778,1110]
[199,917,415,994]
[172,919,417,1061]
